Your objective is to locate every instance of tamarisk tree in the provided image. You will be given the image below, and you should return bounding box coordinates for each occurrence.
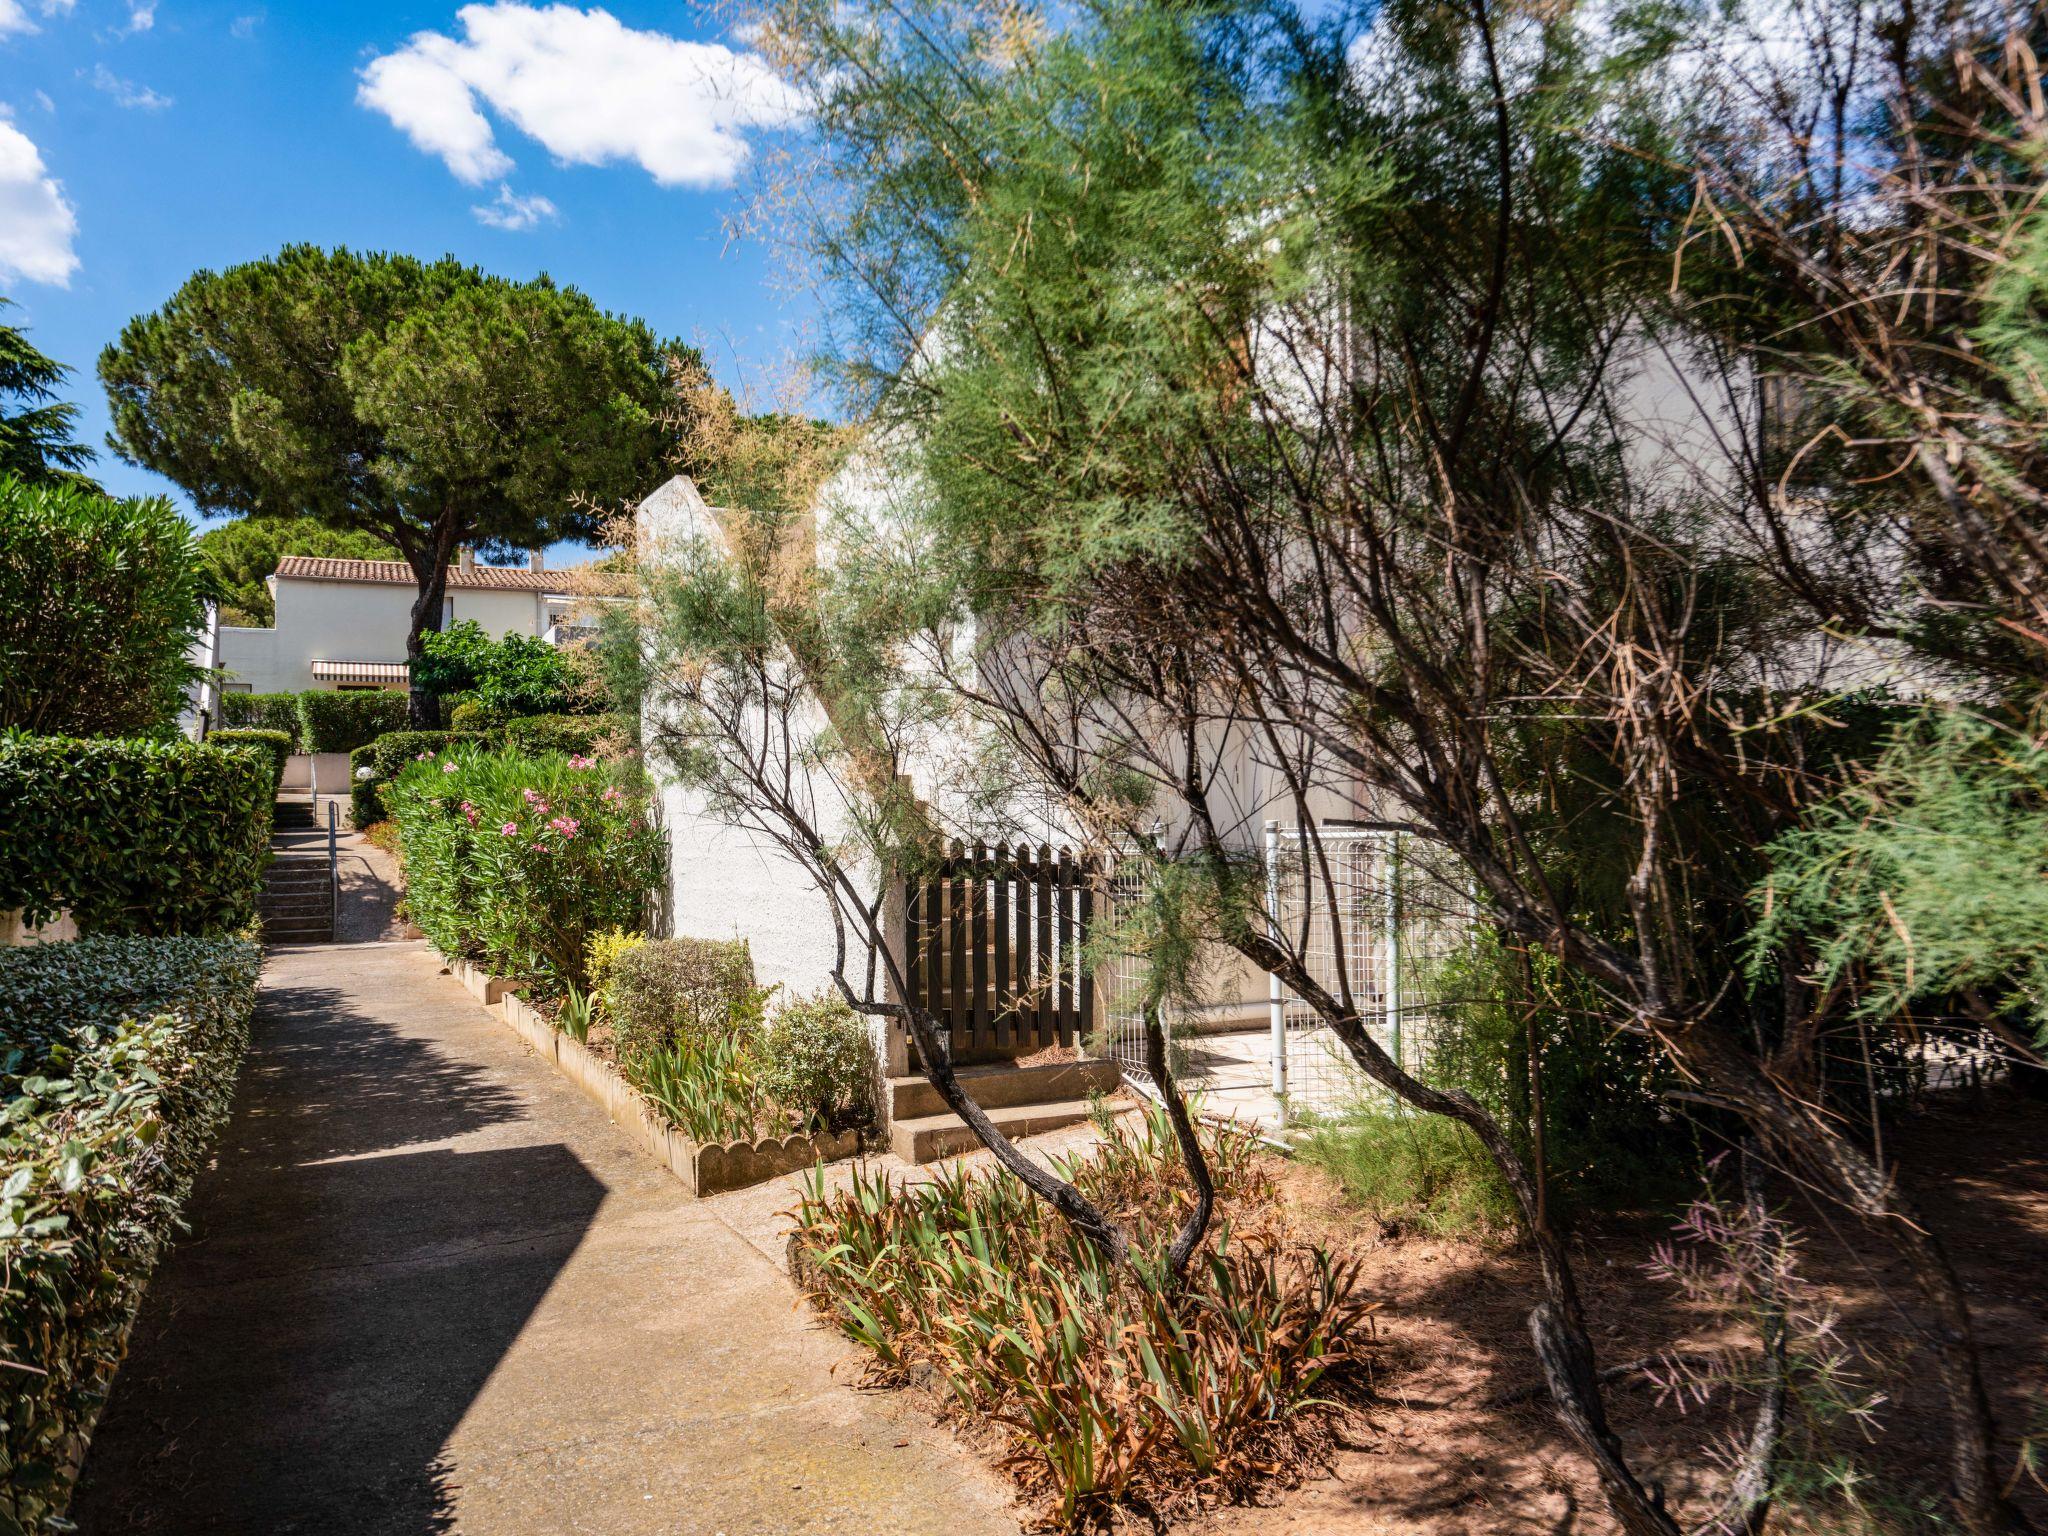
[743,0,2040,1529]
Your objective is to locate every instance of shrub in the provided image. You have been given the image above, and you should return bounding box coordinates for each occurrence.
[761,990,876,1131]
[608,936,757,1065]
[296,689,408,754]
[0,736,273,934]
[348,743,383,828]
[387,746,664,992]
[626,1025,775,1144]
[1297,1108,1516,1236]
[218,690,301,745]
[445,698,494,732]
[503,713,622,758]
[0,477,206,737]
[791,1107,1376,1527]
[584,927,645,1019]
[0,936,261,1531]
[413,619,580,719]
[206,727,292,793]
[369,729,490,781]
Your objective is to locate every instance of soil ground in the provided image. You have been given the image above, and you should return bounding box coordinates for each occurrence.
[1172,1087,2048,1534]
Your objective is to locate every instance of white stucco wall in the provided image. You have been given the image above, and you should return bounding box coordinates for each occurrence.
[217,576,545,694]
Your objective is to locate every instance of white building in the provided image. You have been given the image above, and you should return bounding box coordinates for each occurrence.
[217,551,592,695]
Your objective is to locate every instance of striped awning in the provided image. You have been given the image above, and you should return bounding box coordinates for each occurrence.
[311,660,410,685]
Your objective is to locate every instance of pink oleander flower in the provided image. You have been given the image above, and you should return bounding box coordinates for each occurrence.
[441,761,459,774]
[547,815,580,839]
[600,785,623,804]
[568,754,595,770]
[499,822,518,837]
[416,751,433,761]
[532,841,547,852]
[460,800,479,825]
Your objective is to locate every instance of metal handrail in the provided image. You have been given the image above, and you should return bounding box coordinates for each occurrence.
[327,799,340,943]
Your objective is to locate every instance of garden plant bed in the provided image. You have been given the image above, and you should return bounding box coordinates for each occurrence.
[490,979,861,1196]
[788,1107,1382,1531]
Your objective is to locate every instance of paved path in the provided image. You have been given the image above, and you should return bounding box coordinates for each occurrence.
[70,941,1021,1536]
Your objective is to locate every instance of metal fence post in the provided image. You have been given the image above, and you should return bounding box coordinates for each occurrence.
[1385,831,1403,1077]
[1264,819,1286,1118]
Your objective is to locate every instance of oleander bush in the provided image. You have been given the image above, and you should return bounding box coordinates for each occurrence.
[369,730,491,781]
[791,1106,1377,1527]
[387,745,663,992]
[218,691,301,745]
[759,990,876,1132]
[296,689,408,754]
[0,477,207,738]
[206,727,292,793]
[0,736,272,935]
[0,936,261,1531]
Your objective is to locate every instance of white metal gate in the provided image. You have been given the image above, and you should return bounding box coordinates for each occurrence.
[1263,820,1469,1124]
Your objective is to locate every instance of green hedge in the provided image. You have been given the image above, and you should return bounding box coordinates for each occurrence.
[217,691,301,746]
[502,713,620,758]
[0,936,261,1531]
[207,728,292,793]
[349,743,383,828]
[0,737,273,934]
[297,690,409,755]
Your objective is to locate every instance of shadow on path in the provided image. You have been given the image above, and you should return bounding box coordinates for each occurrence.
[68,960,605,1535]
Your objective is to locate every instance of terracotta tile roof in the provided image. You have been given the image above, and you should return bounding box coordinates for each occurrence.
[274,555,559,591]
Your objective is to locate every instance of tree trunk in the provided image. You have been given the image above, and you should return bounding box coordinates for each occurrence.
[403,524,460,729]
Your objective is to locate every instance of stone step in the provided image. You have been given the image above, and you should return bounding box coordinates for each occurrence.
[886,1057,1122,1121]
[888,1098,1102,1164]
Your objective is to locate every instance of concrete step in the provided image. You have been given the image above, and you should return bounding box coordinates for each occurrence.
[886,1057,1122,1121]
[889,1097,1103,1164]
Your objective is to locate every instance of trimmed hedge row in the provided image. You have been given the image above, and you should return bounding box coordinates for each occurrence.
[215,689,410,753]
[0,737,273,935]
[218,690,300,743]
[297,690,408,754]
[0,936,261,1531]
[207,728,292,793]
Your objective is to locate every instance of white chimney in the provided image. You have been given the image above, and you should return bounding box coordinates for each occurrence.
[459,547,476,569]
[529,549,545,572]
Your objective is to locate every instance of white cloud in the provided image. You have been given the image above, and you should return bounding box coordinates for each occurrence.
[357,3,803,189]
[230,10,261,38]
[0,0,76,38]
[472,182,557,229]
[0,116,80,286]
[91,62,173,110]
[123,0,154,33]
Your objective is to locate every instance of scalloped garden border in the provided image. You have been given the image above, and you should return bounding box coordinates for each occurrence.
[443,955,861,1196]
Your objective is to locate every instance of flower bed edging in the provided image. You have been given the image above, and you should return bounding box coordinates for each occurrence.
[492,981,860,1197]
[447,956,512,1006]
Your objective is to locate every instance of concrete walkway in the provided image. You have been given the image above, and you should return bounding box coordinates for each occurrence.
[69,941,1021,1536]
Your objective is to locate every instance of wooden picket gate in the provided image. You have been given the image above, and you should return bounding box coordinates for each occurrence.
[902,843,1096,1060]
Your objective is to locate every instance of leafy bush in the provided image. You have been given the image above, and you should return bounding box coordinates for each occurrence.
[296,689,408,754]
[791,1107,1376,1527]
[387,745,664,991]
[413,619,581,719]
[369,730,490,780]
[584,927,645,1020]
[0,476,206,737]
[0,736,273,935]
[348,743,383,828]
[218,690,301,745]
[761,990,876,1131]
[206,727,292,793]
[445,698,493,732]
[0,936,261,1531]
[607,936,757,1065]
[503,713,622,758]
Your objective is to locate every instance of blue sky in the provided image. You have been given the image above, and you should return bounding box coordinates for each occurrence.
[0,0,812,565]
